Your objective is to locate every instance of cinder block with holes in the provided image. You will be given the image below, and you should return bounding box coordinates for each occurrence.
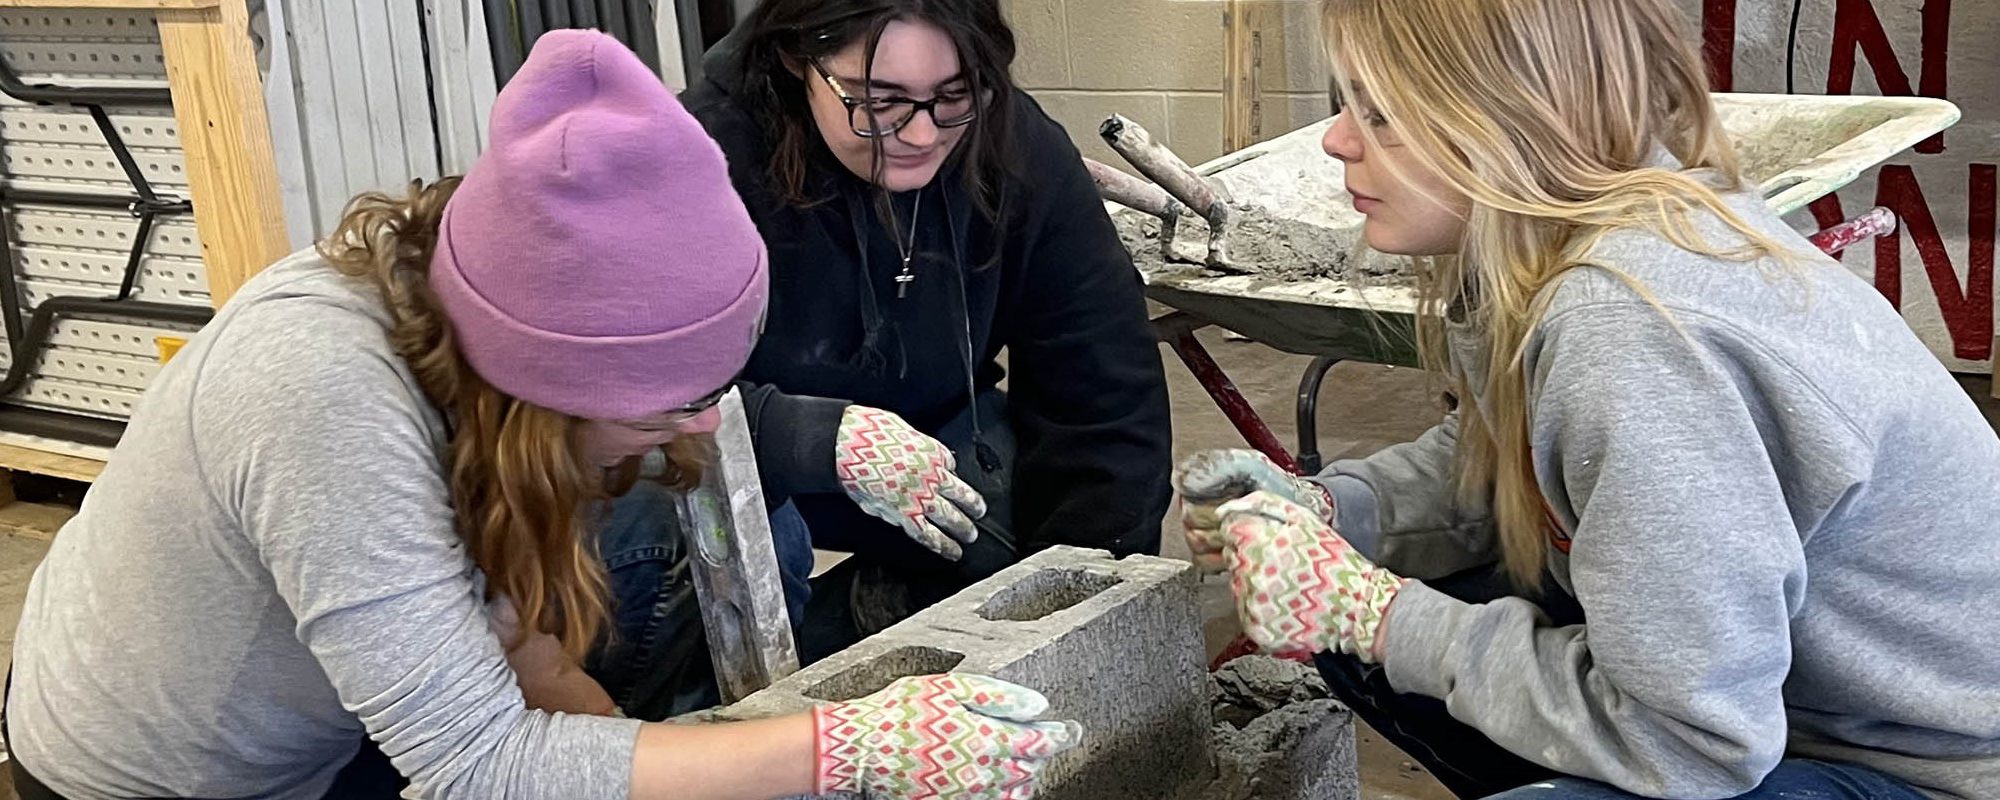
[715,546,1214,799]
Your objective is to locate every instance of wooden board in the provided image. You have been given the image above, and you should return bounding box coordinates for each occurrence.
[1222,0,1265,152]
[0,443,104,483]
[157,0,291,308]
[1984,338,2000,400]
[0,471,79,541]
[0,0,216,8]
[0,499,76,541]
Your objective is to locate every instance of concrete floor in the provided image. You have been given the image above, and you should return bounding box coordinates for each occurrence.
[0,328,1993,800]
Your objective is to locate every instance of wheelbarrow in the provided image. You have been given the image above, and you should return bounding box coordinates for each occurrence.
[1097,93,1960,475]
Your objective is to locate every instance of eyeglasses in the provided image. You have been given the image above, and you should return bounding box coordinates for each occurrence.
[811,59,979,138]
[660,384,732,423]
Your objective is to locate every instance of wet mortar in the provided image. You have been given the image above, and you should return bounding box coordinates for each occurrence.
[1194,655,1360,800]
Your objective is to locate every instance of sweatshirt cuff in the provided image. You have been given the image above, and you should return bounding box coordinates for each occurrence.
[750,391,851,498]
[1378,580,1473,700]
[1312,474,1384,561]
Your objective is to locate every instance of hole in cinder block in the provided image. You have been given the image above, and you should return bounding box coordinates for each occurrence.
[803,646,966,702]
[975,568,1122,622]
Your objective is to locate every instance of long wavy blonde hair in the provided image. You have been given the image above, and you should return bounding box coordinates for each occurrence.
[319,178,703,659]
[1322,0,1794,586]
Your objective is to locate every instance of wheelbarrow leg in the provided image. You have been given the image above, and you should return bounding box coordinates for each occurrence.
[1295,356,1342,474]
[1154,313,1302,474]
[1808,207,1896,255]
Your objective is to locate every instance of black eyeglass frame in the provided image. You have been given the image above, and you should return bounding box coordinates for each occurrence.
[809,58,980,139]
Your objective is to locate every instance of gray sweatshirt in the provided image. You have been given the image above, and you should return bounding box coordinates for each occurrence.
[1313,188,2000,800]
[7,252,642,799]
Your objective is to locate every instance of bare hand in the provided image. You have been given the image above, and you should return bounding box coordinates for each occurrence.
[488,595,619,716]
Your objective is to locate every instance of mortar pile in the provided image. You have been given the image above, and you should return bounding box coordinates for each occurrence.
[1194,656,1360,800]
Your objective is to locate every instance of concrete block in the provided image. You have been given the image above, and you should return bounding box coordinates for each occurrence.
[1263,1,1332,96]
[1167,91,1227,165]
[1165,90,1327,167]
[1066,0,1226,91]
[1002,0,1070,89]
[1265,91,1332,141]
[717,546,1215,800]
[1028,89,1171,170]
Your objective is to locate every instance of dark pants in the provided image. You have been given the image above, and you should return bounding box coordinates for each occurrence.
[794,389,1022,663]
[581,485,815,720]
[1312,568,1927,800]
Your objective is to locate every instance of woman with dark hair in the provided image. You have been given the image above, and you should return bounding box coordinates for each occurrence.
[680,0,1175,655]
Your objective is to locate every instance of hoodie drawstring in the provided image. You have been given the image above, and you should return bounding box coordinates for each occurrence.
[940,188,999,475]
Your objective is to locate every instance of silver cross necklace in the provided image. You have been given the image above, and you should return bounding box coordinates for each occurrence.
[893,190,923,298]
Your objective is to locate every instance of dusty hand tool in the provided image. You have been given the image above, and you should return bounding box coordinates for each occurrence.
[1099,114,1353,277]
[1098,114,1256,273]
[676,388,801,703]
[1084,156,1184,253]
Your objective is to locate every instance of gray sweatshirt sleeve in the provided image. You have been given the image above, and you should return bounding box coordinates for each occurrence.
[1306,412,1499,579]
[1380,301,1829,798]
[191,303,642,799]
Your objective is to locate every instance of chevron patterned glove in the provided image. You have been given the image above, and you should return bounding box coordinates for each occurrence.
[813,673,1084,799]
[836,405,987,561]
[1175,449,1335,574]
[1217,491,1406,663]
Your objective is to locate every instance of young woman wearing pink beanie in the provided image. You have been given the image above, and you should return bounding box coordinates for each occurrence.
[5,30,1076,800]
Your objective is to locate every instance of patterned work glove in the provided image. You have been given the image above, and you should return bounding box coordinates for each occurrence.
[836,405,988,561]
[814,673,1084,799]
[1217,491,1406,663]
[1174,449,1335,574]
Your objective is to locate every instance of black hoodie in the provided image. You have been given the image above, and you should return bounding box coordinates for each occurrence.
[683,30,1172,558]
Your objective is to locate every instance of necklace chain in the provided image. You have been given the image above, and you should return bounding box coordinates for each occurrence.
[894,191,922,299]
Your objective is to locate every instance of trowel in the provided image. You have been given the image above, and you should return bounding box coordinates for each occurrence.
[1093,114,1346,277]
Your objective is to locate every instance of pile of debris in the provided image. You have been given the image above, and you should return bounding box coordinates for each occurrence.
[1196,655,1359,800]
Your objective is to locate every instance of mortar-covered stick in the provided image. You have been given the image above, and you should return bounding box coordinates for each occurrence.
[1085,156,1184,260]
[1101,115,1253,273]
[1084,157,1182,221]
[1099,114,1232,225]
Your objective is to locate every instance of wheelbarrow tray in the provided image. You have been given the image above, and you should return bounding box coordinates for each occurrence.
[1119,93,1960,364]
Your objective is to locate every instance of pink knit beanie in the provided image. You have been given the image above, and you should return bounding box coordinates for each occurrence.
[430,28,767,421]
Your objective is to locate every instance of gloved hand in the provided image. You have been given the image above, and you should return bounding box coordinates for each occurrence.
[814,673,1083,799]
[1174,449,1334,573]
[836,405,988,561]
[1217,491,1406,662]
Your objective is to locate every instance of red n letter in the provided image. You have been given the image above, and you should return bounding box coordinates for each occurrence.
[1702,0,1737,91]
[1872,165,1994,361]
[1826,0,1951,153]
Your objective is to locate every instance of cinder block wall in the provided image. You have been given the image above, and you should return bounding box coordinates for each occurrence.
[1003,0,1334,169]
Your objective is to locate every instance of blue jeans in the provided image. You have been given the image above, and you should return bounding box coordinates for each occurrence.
[1482,759,1928,799]
[582,481,816,721]
[1313,567,1925,800]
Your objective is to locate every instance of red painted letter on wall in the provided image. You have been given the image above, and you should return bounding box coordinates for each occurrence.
[1702,0,1737,91]
[1826,0,1952,153]
[1872,165,1994,360]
